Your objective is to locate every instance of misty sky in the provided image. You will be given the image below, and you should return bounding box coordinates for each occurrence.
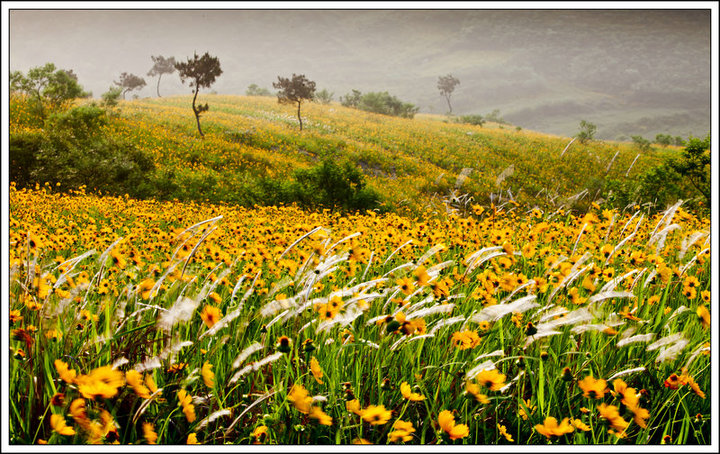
[5,5,715,139]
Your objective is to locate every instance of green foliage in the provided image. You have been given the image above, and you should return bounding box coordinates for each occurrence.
[575,120,597,144]
[655,133,673,147]
[668,135,711,208]
[260,160,381,212]
[343,90,419,119]
[314,88,334,105]
[484,109,507,124]
[101,86,123,108]
[457,114,485,126]
[245,84,273,97]
[631,135,652,152]
[9,104,156,198]
[10,63,90,119]
[340,89,362,108]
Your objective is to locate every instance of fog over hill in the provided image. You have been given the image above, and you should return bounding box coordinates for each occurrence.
[8,8,711,140]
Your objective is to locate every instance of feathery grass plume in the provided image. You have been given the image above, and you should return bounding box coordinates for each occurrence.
[225,391,276,436]
[469,295,538,323]
[51,249,96,289]
[229,352,283,384]
[655,338,690,363]
[277,226,324,262]
[535,307,593,333]
[390,333,435,351]
[465,360,497,381]
[416,243,446,266]
[464,251,505,277]
[195,409,232,430]
[572,223,588,256]
[180,225,218,281]
[361,250,374,281]
[134,340,193,372]
[605,150,620,173]
[648,223,682,255]
[429,315,465,335]
[325,232,362,257]
[383,239,413,266]
[679,247,709,277]
[616,334,656,348]
[684,343,712,370]
[587,290,636,305]
[495,164,515,187]
[382,261,415,279]
[157,296,201,332]
[647,333,686,351]
[678,231,709,260]
[473,349,505,362]
[265,310,290,330]
[406,302,455,320]
[607,367,647,381]
[571,323,623,334]
[625,153,640,177]
[649,199,683,239]
[172,215,224,244]
[455,167,473,189]
[598,269,641,294]
[524,330,563,347]
[559,136,576,157]
[232,342,263,369]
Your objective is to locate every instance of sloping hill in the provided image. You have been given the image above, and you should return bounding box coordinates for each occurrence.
[10,94,679,215]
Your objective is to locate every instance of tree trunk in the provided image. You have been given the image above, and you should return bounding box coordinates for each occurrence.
[156,74,162,97]
[297,101,303,131]
[445,95,453,114]
[192,85,204,138]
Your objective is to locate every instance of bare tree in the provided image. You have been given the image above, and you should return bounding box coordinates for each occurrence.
[273,74,316,131]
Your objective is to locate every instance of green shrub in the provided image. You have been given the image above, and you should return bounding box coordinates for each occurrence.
[458,114,485,126]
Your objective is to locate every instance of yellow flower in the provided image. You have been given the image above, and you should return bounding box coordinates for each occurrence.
[54,359,77,384]
[309,357,324,384]
[465,382,490,403]
[697,305,710,329]
[571,418,591,431]
[497,423,514,442]
[518,398,536,420]
[187,433,199,444]
[251,426,268,444]
[200,305,222,329]
[309,406,333,425]
[201,361,215,388]
[361,404,392,425]
[388,419,415,443]
[474,369,506,391]
[438,410,469,440]
[452,329,481,350]
[535,416,574,438]
[597,403,628,432]
[352,438,372,444]
[76,366,125,400]
[346,398,363,416]
[414,265,430,286]
[400,382,425,401]
[50,414,75,436]
[177,389,196,423]
[397,277,415,295]
[578,375,608,399]
[143,422,157,444]
[126,369,151,399]
[287,384,313,414]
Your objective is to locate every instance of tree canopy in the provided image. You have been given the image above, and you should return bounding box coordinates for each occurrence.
[273,74,316,131]
[437,74,460,114]
[10,63,90,119]
[114,72,147,99]
[175,52,223,137]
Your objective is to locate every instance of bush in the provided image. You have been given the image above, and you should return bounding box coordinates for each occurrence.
[341,89,419,119]
[575,120,597,144]
[458,114,485,126]
[9,103,156,198]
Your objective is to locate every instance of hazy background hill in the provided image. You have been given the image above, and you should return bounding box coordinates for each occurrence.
[8,8,711,140]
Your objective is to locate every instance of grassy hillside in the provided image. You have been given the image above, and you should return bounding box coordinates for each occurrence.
[11,94,684,216]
